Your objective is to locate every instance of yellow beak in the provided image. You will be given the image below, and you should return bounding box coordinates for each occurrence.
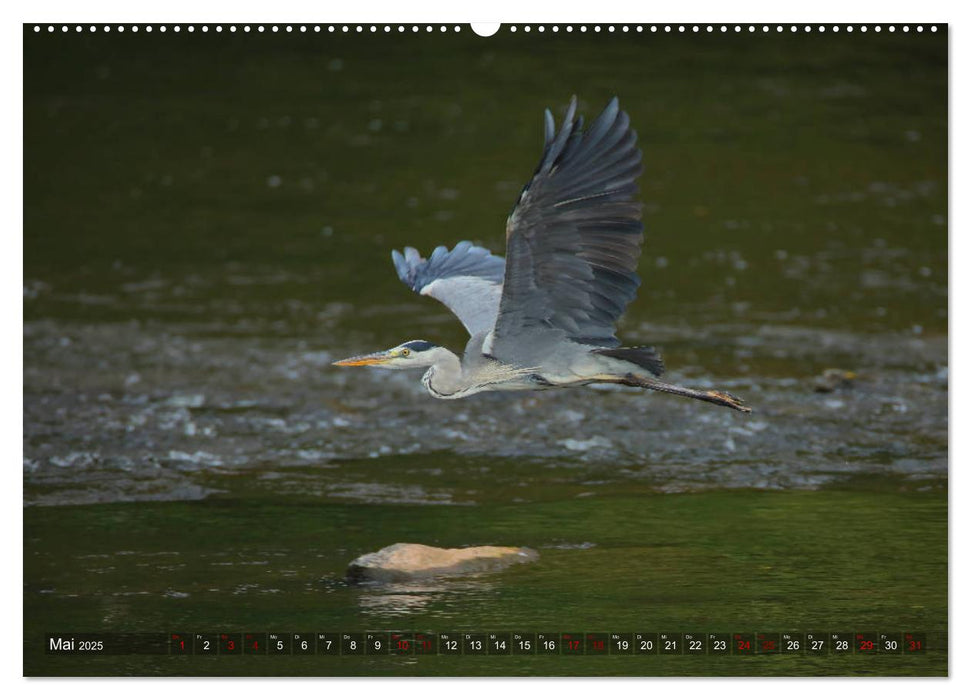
[332,351,393,367]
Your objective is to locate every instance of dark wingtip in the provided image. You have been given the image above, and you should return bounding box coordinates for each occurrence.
[565,95,578,123]
[536,96,582,174]
[543,108,555,145]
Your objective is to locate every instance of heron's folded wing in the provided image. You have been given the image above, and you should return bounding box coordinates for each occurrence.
[392,241,506,337]
[491,96,644,355]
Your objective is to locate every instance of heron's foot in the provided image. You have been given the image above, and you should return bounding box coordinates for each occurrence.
[620,374,753,413]
[705,390,752,413]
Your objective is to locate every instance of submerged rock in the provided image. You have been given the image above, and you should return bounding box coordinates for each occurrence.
[346,543,538,583]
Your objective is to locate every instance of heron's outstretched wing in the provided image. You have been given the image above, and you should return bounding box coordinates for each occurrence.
[490,96,643,356]
[392,241,506,336]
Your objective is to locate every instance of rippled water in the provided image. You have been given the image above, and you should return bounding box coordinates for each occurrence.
[24,27,947,676]
[24,310,946,506]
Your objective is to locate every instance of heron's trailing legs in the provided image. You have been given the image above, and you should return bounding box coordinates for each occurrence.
[618,373,752,413]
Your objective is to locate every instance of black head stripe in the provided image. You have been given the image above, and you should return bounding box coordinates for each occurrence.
[402,340,437,352]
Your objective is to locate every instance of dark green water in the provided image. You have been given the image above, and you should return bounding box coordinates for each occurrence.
[24,26,947,676]
[25,486,946,676]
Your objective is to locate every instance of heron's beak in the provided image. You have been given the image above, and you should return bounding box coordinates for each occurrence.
[332,350,394,367]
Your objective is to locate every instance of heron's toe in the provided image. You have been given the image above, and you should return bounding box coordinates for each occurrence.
[707,390,752,413]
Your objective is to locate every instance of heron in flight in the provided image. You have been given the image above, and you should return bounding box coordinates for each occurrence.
[334,97,751,413]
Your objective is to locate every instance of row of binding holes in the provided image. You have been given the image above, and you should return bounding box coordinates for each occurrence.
[509,25,937,33]
[32,25,464,33]
[33,24,940,34]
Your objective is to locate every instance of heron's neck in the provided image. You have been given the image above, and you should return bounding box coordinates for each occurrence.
[420,347,468,399]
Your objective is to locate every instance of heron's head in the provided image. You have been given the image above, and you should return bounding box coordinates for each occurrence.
[332,340,441,370]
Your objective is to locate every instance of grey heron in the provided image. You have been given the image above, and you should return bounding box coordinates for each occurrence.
[334,97,751,413]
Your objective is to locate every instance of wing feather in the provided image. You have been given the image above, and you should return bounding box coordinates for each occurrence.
[391,241,505,337]
[491,96,644,357]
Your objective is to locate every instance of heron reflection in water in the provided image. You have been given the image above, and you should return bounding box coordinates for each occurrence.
[335,97,751,413]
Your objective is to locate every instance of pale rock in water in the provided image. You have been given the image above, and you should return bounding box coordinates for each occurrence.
[346,543,538,583]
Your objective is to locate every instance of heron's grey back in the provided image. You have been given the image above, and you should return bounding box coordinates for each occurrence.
[392,242,506,337]
[491,96,644,356]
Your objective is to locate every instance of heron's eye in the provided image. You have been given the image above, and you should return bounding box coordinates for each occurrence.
[401,348,410,356]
